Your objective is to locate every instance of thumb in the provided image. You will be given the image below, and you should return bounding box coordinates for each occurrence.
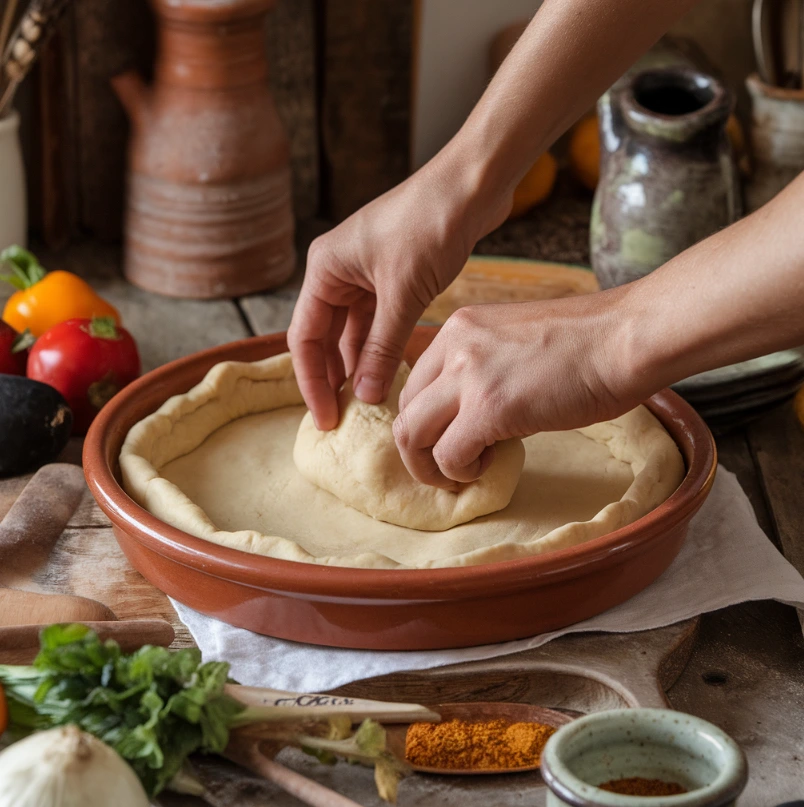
[353,299,421,404]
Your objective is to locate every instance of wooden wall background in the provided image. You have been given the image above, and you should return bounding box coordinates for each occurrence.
[19,0,413,248]
[18,0,753,251]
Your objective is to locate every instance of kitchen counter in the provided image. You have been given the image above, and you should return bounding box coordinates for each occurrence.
[1,229,802,805]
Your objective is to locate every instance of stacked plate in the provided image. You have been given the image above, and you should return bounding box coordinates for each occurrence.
[672,349,804,433]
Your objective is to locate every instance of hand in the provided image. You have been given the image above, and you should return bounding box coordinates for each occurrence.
[288,153,510,430]
[394,293,646,489]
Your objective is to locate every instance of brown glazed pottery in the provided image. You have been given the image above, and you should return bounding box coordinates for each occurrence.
[591,66,740,289]
[745,73,804,212]
[112,0,295,300]
[83,327,717,651]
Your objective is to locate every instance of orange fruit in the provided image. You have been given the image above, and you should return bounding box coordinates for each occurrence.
[509,152,558,218]
[568,115,600,191]
[726,114,745,156]
[565,112,745,193]
[795,386,804,430]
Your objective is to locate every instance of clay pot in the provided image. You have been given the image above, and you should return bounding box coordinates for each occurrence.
[112,0,295,299]
[591,68,740,289]
[82,328,716,651]
[745,73,804,212]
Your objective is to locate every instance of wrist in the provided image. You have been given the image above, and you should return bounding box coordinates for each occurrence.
[592,282,666,405]
[432,126,518,246]
[606,277,684,402]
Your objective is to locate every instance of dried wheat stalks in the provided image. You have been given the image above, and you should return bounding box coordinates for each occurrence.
[0,0,21,58]
[0,0,70,117]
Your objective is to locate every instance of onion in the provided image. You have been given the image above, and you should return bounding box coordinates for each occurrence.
[0,725,149,807]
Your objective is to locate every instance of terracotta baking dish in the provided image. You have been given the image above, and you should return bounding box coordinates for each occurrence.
[84,327,717,650]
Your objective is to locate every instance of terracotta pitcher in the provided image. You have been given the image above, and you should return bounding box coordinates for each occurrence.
[112,0,295,299]
[591,67,740,289]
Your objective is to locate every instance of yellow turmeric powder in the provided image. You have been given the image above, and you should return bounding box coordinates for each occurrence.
[405,718,556,770]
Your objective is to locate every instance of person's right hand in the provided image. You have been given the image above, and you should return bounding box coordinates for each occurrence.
[288,154,510,431]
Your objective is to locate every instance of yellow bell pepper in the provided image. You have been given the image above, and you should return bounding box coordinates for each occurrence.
[1,246,120,337]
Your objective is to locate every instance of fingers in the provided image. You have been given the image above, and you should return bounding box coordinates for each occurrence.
[353,297,423,405]
[288,292,341,431]
[393,378,462,490]
[434,415,496,483]
[398,337,445,414]
[340,301,375,379]
[324,306,348,394]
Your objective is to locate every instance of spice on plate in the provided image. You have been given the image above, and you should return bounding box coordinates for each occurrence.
[598,777,688,796]
[405,717,556,770]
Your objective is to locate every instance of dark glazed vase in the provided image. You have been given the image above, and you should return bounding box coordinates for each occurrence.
[591,68,740,289]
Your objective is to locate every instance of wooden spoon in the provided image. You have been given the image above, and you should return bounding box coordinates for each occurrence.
[227,684,440,724]
[754,0,781,85]
[385,702,574,775]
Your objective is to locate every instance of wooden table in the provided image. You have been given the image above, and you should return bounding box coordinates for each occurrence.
[1,237,803,806]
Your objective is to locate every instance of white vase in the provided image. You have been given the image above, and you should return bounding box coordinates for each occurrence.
[0,110,27,251]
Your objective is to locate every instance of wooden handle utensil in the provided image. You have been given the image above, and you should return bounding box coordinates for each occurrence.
[227,684,440,724]
[0,463,86,585]
[227,736,364,807]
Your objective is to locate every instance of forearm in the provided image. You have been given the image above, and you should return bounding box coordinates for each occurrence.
[619,174,804,395]
[438,0,701,236]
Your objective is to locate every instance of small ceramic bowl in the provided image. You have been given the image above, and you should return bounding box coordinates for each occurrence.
[542,708,748,806]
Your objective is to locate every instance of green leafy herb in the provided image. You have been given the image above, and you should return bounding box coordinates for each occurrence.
[0,624,406,802]
[0,624,243,796]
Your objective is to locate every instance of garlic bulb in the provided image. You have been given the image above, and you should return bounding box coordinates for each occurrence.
[0,725,149,807]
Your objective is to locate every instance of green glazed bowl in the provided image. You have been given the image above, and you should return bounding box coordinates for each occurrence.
[542,708,748,806]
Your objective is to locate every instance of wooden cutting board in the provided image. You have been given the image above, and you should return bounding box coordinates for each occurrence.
[422,255,598,324]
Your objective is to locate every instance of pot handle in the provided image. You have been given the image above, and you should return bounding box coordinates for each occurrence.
[110,70,151,128]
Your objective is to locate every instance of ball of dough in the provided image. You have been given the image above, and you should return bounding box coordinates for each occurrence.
[293,364,526,531]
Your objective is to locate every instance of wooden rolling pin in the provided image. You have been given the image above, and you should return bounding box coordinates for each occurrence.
[0,588,115,627]
[0,463,175,657]
[0,463,87,584]
[0,463,116,624]
[0,620,176,664]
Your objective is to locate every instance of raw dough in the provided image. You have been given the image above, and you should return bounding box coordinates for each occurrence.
[293,363,526,531]
[120,353,685,570]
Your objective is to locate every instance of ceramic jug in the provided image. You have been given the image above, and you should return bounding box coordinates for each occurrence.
[112,0,295,299]
[0,110,26,251]
[745,74,804,212]
[591,67,740,289]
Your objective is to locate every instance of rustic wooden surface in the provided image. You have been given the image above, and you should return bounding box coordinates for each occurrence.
[422,255,598,323]
[322,0,413,220]
[1,240,804,804]
[265,0,319,221]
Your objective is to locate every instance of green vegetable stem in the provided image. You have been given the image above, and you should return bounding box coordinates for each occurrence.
[0,624,404,802]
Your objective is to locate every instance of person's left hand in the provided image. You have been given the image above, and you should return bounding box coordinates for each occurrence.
[393,294,646,489]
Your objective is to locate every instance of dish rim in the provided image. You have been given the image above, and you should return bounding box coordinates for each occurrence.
[83,328,717,600]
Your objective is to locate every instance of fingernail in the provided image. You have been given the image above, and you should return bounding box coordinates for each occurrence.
[355,374,385,403]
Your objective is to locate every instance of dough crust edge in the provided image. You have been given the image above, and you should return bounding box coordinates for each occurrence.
[120,353,686,569]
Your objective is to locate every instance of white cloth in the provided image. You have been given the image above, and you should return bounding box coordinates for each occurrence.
[172,468,804,692]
